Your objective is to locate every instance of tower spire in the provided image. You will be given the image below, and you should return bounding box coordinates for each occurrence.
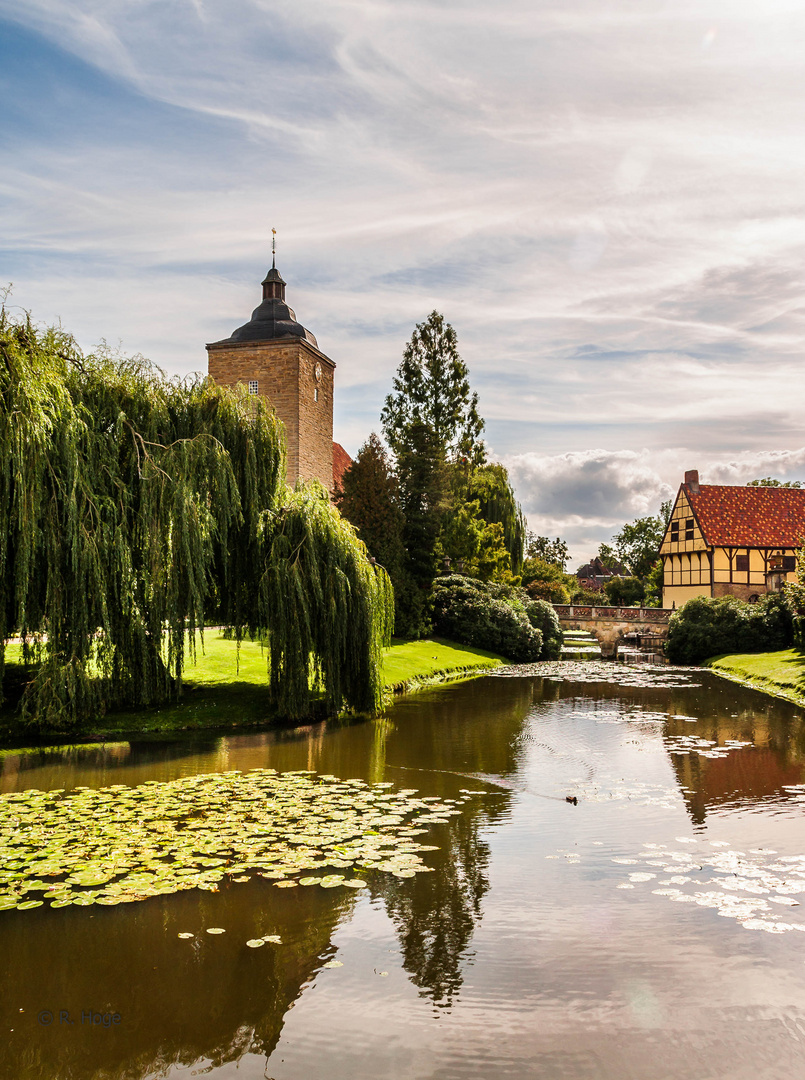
[272,227,276,270]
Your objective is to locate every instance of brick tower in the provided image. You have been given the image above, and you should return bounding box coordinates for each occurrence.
[206,259,335,488]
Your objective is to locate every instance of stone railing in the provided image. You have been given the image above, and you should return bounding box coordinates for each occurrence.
[553,605,673,622]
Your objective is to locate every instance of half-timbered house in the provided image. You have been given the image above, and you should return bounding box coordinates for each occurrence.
[660,470,805,608]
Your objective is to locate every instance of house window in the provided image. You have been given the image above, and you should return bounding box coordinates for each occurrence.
[736,554,749,573]
[685,519,694,541]
[670,521,679,542]
[314,388,319,402]
[784,556,797,572]
[248,380,259,395]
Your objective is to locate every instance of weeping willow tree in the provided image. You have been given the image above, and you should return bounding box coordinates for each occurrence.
[466,463,526,575]
[0,308,392,728]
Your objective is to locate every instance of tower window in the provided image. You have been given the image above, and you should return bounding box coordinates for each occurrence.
[248,380,259,395]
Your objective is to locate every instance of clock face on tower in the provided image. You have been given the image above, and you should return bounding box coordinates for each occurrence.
[314,362,322,382]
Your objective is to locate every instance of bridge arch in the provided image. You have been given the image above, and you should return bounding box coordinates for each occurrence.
[553,605,672,659]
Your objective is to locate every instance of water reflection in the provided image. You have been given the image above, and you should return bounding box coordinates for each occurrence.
[0,677,533,1079]
[3,667,805,1079]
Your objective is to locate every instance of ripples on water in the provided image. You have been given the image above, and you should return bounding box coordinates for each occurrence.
[1,662,805,1079]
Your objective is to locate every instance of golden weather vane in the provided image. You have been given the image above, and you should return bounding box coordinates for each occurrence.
[272,228,276,269]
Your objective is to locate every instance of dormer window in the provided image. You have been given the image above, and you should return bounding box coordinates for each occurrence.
[248,380,259,395]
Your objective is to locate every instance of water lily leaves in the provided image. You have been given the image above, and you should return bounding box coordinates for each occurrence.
[0,768,458,915]
[322,960,343,968]
[16,900,43,909]
[177,932,194,939]
[206,927,226,935]
[262,935,282,944]
[320,875,345,889]
[245,939,265,948]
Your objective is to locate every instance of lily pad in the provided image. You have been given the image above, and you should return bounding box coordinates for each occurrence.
[0,768,456,917]
[206,927,226,935]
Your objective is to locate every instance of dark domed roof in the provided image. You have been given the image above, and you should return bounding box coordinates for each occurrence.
[225,264,318,347]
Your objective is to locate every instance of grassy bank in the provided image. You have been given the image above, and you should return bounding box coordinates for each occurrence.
[705,648,805,707]
[0,633,504,743]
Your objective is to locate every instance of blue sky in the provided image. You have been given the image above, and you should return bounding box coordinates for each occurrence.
[3,0,805,565]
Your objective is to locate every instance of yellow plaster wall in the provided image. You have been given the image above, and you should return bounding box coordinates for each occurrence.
[660,488,706,556]
[662,583,710,608]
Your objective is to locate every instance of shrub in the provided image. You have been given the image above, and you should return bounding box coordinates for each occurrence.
[431,575,542,662]
[523,598,563,659]
[603,576,645,606]
[569,587,606,606]
[525,579,571,605]
[666,593,793,665]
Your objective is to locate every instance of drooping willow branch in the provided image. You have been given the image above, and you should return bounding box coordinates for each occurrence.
[0,309,393,728]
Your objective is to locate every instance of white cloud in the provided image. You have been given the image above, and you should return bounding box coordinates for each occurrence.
[502,446,805,566]
[3,0,805,506]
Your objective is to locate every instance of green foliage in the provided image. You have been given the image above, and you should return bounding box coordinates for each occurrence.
[381,311,485,466]
[394,421,447,635]
[375,315,526,630]
[569,587,607,606]
[525,578,571,604]
[748,478,803,488]
[526,534,569,570]
[609,507,669,580]
[260,485,394,718]
[522,555,572,603]
[603,576,645,606]
[335,433,413,634]
[596,543,619,570]
[643,559,664,607]
[522,598,563,659]
[431,576,542,662]
[666,594,793,665]
[0,309,392,728]
[467,464,526,573]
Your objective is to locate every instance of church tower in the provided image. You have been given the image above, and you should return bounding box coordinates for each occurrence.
[206,257,335,488]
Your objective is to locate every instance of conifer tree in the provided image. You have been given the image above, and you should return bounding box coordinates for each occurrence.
[381,311,485,466]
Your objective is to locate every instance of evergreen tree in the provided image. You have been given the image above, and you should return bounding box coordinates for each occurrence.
[336,433,420,635]
[381,311,485,466]
[335,434,405,576]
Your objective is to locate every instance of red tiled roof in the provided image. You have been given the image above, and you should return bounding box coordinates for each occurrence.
[332,442,352,493]
[686,484,805,547]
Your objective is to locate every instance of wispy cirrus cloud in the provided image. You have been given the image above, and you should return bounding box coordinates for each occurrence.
[3,0,805,559]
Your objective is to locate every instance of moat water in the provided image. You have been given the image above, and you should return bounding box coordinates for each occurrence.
[2,662,805,1080]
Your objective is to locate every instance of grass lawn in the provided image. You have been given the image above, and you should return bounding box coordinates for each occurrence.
[0,633,504,742]
[705,648,805,706]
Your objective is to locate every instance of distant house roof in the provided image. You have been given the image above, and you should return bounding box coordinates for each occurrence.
[576,557,626,579]
[686,483,805,547]
[332,442,352,492]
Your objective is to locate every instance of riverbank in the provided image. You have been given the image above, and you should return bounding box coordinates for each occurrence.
[704,648,805,707]
[0,634,504,744]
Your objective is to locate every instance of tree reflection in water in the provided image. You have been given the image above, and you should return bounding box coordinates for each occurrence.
[375,806,495,1007]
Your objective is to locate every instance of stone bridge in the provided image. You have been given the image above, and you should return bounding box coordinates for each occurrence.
[553,605,673,659]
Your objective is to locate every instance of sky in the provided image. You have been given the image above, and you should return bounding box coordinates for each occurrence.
[3,0,805,567]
